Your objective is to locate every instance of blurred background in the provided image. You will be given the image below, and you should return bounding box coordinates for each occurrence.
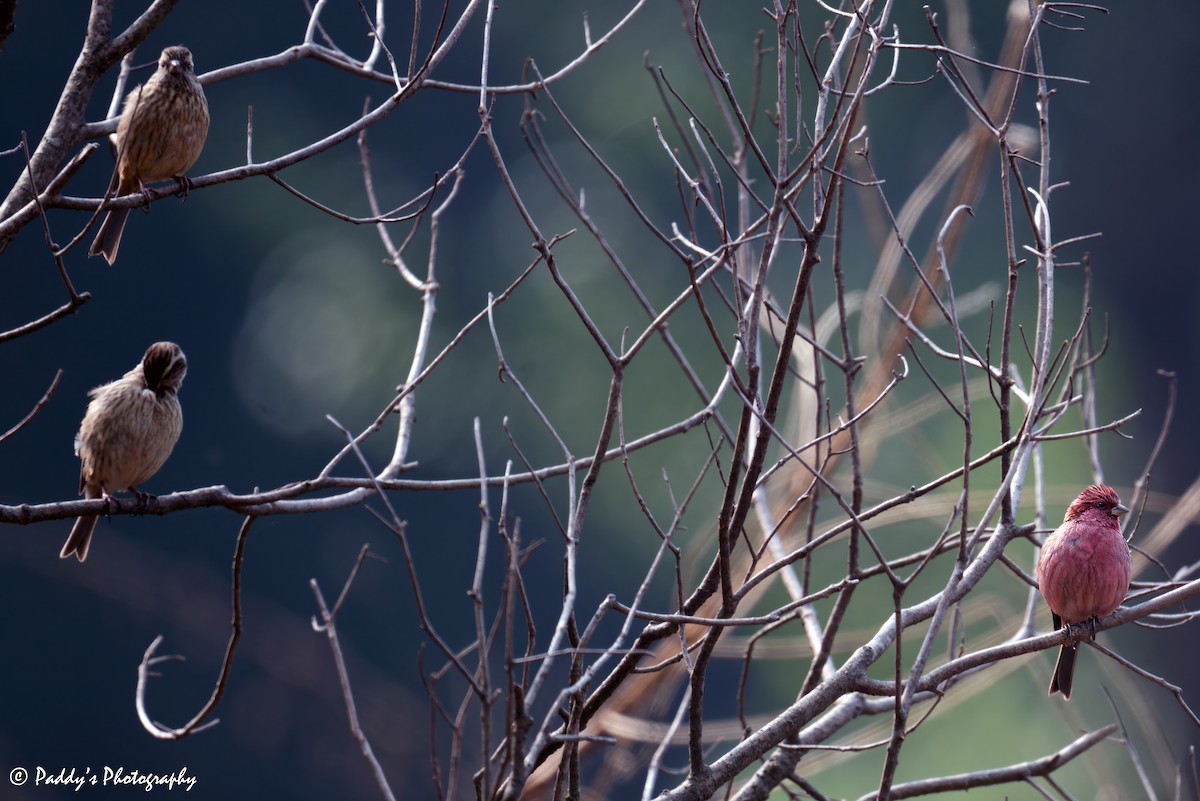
[0,1,1197,798]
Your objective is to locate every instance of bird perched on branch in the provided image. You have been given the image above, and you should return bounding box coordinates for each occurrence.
[1035,484,1131,698]
[61,342,187,562]
[89,46,209,265]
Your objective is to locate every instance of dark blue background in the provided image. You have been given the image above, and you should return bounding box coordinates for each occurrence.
[0,2,1195,799]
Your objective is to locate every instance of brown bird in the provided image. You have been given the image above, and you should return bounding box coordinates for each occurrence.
[1036,484,1131,698]
[61,342,187,562]
[89,46,210,265]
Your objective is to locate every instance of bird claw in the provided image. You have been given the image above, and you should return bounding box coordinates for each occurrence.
[136,182,156,214]
[173,175,194,200]
[130,486,155,515]
[1064,617,1099,645]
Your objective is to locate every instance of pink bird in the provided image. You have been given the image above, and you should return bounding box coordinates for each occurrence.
[1035,484,1131,698]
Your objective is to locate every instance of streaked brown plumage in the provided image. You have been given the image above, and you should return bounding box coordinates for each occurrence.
[89,46,209,265]
[61,342,187,562]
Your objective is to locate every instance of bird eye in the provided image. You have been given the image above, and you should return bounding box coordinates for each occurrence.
[1094,501,1107,509]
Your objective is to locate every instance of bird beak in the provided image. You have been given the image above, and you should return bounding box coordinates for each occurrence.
[1113,502,1130,517]
[167,59,182,74]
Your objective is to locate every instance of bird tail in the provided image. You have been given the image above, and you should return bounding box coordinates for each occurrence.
[60,515,98,562]
[1048,643,1077,699]
[89,207,130,265]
